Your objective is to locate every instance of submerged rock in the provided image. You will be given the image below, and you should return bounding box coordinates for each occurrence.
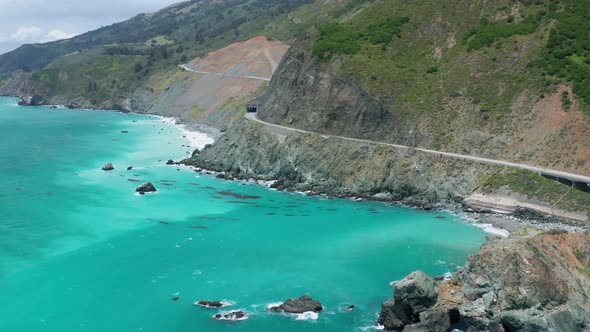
[270,295,323,314]
[101,163,114,171]
[136,182,157,193]
[213,310,248,321]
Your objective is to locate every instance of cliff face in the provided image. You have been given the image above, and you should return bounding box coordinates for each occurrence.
[185,119,500,207]
[377,230,590,331]
[259,39,396,142]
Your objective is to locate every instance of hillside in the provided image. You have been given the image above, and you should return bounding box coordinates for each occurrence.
[145,36,289,124]
[186,0,590,220]
[0,0,360,112]
[259,0,590,175]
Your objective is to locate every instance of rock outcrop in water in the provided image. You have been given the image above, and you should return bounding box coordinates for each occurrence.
[136,182,157,193]
[101,163,114,171]
[269,295,323,314]
[213,310,247,321]
[378,271,441,331]
[17,95,45,106]
[378,231,590,331]
[196,301,226,308]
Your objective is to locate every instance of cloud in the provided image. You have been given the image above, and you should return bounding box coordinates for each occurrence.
[46,29,77,41]
[9,26,42,42]
[0,0,177,54]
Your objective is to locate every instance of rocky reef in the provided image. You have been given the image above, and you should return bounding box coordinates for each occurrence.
[378,230,590,331]
[269,295,323,314]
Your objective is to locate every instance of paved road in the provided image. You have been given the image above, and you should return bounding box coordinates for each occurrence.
[245,113,590,185]
[179,65,271,81]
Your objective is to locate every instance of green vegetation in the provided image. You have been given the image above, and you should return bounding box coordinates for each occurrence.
[464,16,539,51]
[539,0,590,109]
[312,16,408,60]
[562,91,572,111]
[484,169,590,214]
[0,0,317,76]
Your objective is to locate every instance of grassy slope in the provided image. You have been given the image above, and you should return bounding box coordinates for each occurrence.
[484,169,590,216]
[1,0,360,107]
[306,0,590,211]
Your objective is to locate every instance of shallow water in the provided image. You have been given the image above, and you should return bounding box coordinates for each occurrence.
[0,97,486,331]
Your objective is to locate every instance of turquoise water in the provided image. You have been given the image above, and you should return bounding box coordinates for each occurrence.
[0,96,486,331]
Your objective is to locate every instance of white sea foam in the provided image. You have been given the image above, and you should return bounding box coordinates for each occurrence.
[472,223,510,238]
[150,115,214,151]
[389,280,400,286]
[360,324,384,331]
[266,302,283,310]
[295,311,319,320]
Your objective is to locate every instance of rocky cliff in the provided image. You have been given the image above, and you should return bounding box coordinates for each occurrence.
[184,118,502,208]
[377,230,590,331]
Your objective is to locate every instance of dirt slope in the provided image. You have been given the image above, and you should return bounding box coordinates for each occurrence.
[186,36,289,79]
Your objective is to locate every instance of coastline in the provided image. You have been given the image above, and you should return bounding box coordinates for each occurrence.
[9,96,589,248]
[10,96,589,236]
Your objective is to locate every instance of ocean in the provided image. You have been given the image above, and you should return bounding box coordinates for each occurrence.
[0,96,486,331]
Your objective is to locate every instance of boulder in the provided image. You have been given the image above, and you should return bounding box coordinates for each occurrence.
[136,182,157,193]
[101,163,114,171]
[127,166,133,171]
[378,299,406,330]
[272,295,323,313]
[395,270,439,312]
[213,311,247,321]
[166,159,176,165]
[402,309,451,332]
[499,309,549,332]
[378,271,439,330]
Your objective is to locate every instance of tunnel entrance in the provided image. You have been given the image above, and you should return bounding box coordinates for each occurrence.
[541,174,590,193]
[246,96,264,113]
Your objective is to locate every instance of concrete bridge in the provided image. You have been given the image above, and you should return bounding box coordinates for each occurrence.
[245,113,590,193]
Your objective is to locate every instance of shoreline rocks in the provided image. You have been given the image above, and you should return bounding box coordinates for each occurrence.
[377,231,590,331]
[378,271,441,331]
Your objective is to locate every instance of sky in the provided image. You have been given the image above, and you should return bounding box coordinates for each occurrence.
[0,0,178,54]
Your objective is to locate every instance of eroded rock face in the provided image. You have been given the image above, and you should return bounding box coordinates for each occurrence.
[379,231,590,332]
[17,95,45,106]
[378,271,440,330]
[402,308,450,332]
[136,182,157,193]
[271,295,323,314]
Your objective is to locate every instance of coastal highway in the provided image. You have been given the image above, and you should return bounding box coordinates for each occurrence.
[245,112,590,187]
[179,65,271,81]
